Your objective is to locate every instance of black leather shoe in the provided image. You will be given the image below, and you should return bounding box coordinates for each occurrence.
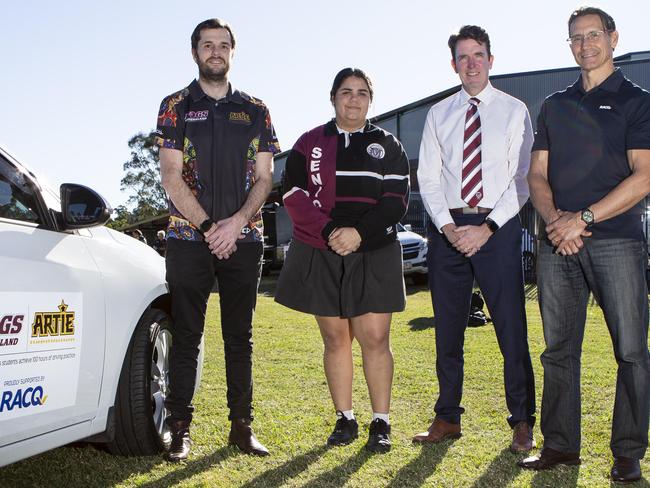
[165,420,191,462]
[611,456,641,483]
[229,418,270,456]
[518,447,581,470]
[327,414,359,446]
[366,419,391,453]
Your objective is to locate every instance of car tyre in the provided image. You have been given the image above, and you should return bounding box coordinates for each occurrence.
[411,273,429,286]
[107,308,172,455]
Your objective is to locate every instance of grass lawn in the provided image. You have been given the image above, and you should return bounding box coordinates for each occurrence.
[1,280,649,487]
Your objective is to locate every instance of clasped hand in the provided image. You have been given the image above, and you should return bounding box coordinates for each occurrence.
[443,223,491,258]
[204,215,247,259]
[328,227,361,256]
[546,210,592,256]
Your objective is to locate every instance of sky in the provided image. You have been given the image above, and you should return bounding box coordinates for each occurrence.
[1,0,648,209]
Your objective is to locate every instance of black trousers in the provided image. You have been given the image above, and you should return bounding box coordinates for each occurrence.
[165,238,263,422]
[426,215,536,427]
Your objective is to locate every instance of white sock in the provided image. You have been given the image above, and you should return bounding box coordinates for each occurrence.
[338,409,355,420]
[373,412,390,424]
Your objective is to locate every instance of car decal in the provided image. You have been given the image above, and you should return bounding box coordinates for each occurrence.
[0,293,82,420]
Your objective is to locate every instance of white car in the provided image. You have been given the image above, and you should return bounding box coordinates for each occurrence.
[0,147,200,466]
[397,223,428,285]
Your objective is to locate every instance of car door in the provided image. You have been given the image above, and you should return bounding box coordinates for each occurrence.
[0,154,105,447]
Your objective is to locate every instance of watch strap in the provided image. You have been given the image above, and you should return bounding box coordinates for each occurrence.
[484,218,499,234]
[200,218,214,233]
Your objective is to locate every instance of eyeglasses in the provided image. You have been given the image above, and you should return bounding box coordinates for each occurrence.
[566,30,610,45]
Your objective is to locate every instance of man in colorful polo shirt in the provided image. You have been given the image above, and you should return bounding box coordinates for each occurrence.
[154,18,280,461]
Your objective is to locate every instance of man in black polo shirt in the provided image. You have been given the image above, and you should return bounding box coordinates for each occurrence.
[154,18,280,461]
[520,7,650,482]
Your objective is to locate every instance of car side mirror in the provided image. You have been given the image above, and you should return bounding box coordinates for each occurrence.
[60,183,112,229]
[403,224,412,232]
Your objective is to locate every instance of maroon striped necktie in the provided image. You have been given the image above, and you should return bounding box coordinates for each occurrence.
[461,97,483,207]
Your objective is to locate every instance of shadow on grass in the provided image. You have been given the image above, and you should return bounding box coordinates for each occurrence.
[406,283,429,296]
[0,444,162,488]
[239,445,328,488]
[408,316,435,331]
[386,440,453,487]
[530,463,579,488]
[300,446,372,488]
[469,447,522,488]
[137,446,234,488]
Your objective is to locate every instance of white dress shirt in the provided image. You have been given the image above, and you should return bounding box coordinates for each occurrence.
[417,82,533,231]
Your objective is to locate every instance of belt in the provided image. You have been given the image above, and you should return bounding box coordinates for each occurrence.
[449,206,492,215]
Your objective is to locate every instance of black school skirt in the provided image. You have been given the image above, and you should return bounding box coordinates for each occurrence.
[275,239,405,318]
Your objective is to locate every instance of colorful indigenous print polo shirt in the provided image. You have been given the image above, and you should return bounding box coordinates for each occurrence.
[154,80,281,242]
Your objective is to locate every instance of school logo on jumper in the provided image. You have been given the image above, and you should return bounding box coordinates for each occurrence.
[31,301,75,338]
[185,110,209,122]
[229,111,251,124]
[367,143,385,159]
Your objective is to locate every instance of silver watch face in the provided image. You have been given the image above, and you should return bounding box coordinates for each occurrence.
[581,209,594,224]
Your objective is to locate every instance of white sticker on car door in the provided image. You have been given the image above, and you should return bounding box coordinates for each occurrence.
[0,292,82,420]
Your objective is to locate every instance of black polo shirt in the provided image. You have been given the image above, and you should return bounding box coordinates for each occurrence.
[154,80,281,242]
[533,68,650,239]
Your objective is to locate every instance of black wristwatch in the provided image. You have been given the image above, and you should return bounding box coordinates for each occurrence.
[199,218,214,233]
[484,218,499,234]
[580,208,594,226]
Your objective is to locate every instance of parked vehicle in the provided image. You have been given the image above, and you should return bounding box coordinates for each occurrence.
[0,147,201,467]
[397,223,428,285]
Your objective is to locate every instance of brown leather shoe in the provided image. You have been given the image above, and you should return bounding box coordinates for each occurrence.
[229,418,270,456]
[412,418,461,443]
[165,420,191,462]
[518,447,580,470]
[510,421,536,452]
[611,456,641,483]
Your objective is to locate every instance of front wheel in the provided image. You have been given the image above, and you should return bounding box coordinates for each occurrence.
[411,273,429,286]
[107,309,172,455]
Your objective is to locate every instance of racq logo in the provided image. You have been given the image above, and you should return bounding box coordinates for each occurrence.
[0,386,48,413]
[185,110,209,122]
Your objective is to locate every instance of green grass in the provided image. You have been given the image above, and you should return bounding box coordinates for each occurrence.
[1,281,649,487]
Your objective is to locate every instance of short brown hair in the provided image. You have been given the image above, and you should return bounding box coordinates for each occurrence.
[448,25,491,59]
[191,18,236,50]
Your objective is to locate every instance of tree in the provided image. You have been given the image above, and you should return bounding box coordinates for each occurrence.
[106,205,132,230]
[120,132,167,219]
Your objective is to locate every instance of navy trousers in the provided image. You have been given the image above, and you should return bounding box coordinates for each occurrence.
[427,214,536,427]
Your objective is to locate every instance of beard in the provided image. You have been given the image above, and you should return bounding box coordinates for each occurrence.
[198,57,229,82]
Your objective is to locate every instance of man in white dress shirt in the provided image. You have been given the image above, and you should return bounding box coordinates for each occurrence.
[412,25,537,452]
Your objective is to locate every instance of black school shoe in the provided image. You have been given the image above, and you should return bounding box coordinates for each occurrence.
[366,418,391,453]
[327,414,359,446]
